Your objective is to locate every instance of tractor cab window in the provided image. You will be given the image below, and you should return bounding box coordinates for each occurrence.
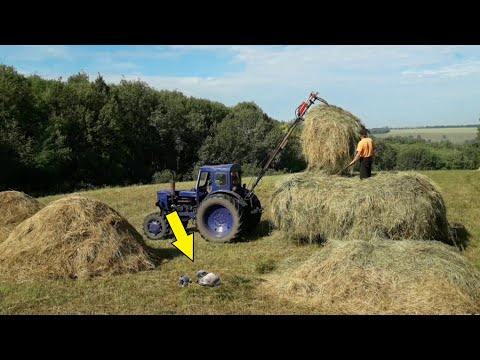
[215,173,227,187]
[231,171,241,188]
[199,171,209,186]
[199,171,212,193]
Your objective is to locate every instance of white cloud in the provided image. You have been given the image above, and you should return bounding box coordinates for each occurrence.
[11,45,73,61]
[10,45,480,125]
[93,48,184,60]
[401,60,480,78]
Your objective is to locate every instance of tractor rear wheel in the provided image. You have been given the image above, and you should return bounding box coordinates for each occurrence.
[196,194,243,243]
[143,212,170,240]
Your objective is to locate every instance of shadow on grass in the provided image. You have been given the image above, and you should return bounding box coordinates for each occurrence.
[144,220,273,248]
[146,246,184,265]
[449,223,471,251]
[142,224,199,263]
[239,220,275,243]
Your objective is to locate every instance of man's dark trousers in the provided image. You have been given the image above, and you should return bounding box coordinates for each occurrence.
[359,157,373,179]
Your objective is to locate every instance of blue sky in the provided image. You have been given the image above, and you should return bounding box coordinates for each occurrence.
[1,45,479,128]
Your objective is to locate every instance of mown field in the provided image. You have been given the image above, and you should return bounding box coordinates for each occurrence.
[0,170,479,314]
[375,127,477,144]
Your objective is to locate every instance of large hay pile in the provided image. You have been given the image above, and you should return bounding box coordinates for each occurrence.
[260,240,480,314]
[0,191,44,242]
[0,196,156,280]
[271,171,450,244]
[301,105,365,174]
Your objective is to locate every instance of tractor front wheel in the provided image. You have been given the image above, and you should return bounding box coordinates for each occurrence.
[196,194,243,243]
[143,212,170,240]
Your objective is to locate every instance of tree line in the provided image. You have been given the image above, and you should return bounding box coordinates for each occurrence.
[0,65,304,195]
[369,127,391,134]
[1,64,479,195]
[373,136,480,171]
[391,124,479,129]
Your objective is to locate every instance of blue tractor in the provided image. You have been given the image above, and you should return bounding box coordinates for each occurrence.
[143,164,261,243]
[143,92,329,243]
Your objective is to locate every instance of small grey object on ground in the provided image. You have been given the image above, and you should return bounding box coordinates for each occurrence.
[178,274,192,287]
[196,271,222,287]
[196,270,209,279]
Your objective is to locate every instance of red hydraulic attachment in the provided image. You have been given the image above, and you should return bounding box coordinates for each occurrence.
[296,91,329,118]
[245,91,329,200]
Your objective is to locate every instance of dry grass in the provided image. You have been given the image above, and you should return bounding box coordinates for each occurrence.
[260,239,480,314]
[0,195,156,281]
[0,226,12,243]
[301,105,365,174]
[0,171,477,314]
[0,191,44,242]
[271,171,450,244]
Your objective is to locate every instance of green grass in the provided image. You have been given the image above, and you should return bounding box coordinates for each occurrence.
[376,127,477,144]
[0,171,479,314]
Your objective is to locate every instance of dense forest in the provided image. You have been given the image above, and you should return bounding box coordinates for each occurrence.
[1,64,479,195]
[0,65,305,195]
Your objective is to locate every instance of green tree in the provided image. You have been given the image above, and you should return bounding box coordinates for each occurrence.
[198,102,284,168]
[397,146,443,170]
[149,91,207,177]
[0,65,38,191]
[477,117,480,141]
[113,79,160,183]
[372,138,398,170]
[274,121,306,172]
[473,118,480,168]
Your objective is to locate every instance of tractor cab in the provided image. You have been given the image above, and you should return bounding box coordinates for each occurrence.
[155,164,243,211]
[196,164,243,199]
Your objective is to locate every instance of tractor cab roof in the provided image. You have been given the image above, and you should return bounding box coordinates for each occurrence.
[199,164,241,173]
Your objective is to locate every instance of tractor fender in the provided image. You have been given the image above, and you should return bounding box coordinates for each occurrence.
[206,190,248,207]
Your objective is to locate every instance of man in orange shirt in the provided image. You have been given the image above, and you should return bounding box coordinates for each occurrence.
[349,128,375,179]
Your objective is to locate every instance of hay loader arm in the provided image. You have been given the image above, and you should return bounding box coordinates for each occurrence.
[245,92,329,200]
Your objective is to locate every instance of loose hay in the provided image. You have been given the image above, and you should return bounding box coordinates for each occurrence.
[271,171,450,244]
[0,191,44,242]
[260,240,480,314]
[301,105,365,173]
[0,196,156,280]
[0,226,12,243]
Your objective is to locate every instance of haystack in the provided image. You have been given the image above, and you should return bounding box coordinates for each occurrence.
[0,191,44,242]
[271,171,450,244]
[301,105,365,173]
[260,240,480,314]
[0,196,156,280]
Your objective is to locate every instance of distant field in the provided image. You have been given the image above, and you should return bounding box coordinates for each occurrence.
[375,127,478,144]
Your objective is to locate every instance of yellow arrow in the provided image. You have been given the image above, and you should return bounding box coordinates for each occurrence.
[166,211,194,262]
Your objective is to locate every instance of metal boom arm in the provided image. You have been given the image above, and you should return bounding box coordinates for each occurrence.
[246,117,303,199]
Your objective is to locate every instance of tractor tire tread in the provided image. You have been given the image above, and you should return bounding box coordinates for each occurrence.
[196,194,244,243]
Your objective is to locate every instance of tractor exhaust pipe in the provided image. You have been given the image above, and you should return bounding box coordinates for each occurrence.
[170,179,176,205]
